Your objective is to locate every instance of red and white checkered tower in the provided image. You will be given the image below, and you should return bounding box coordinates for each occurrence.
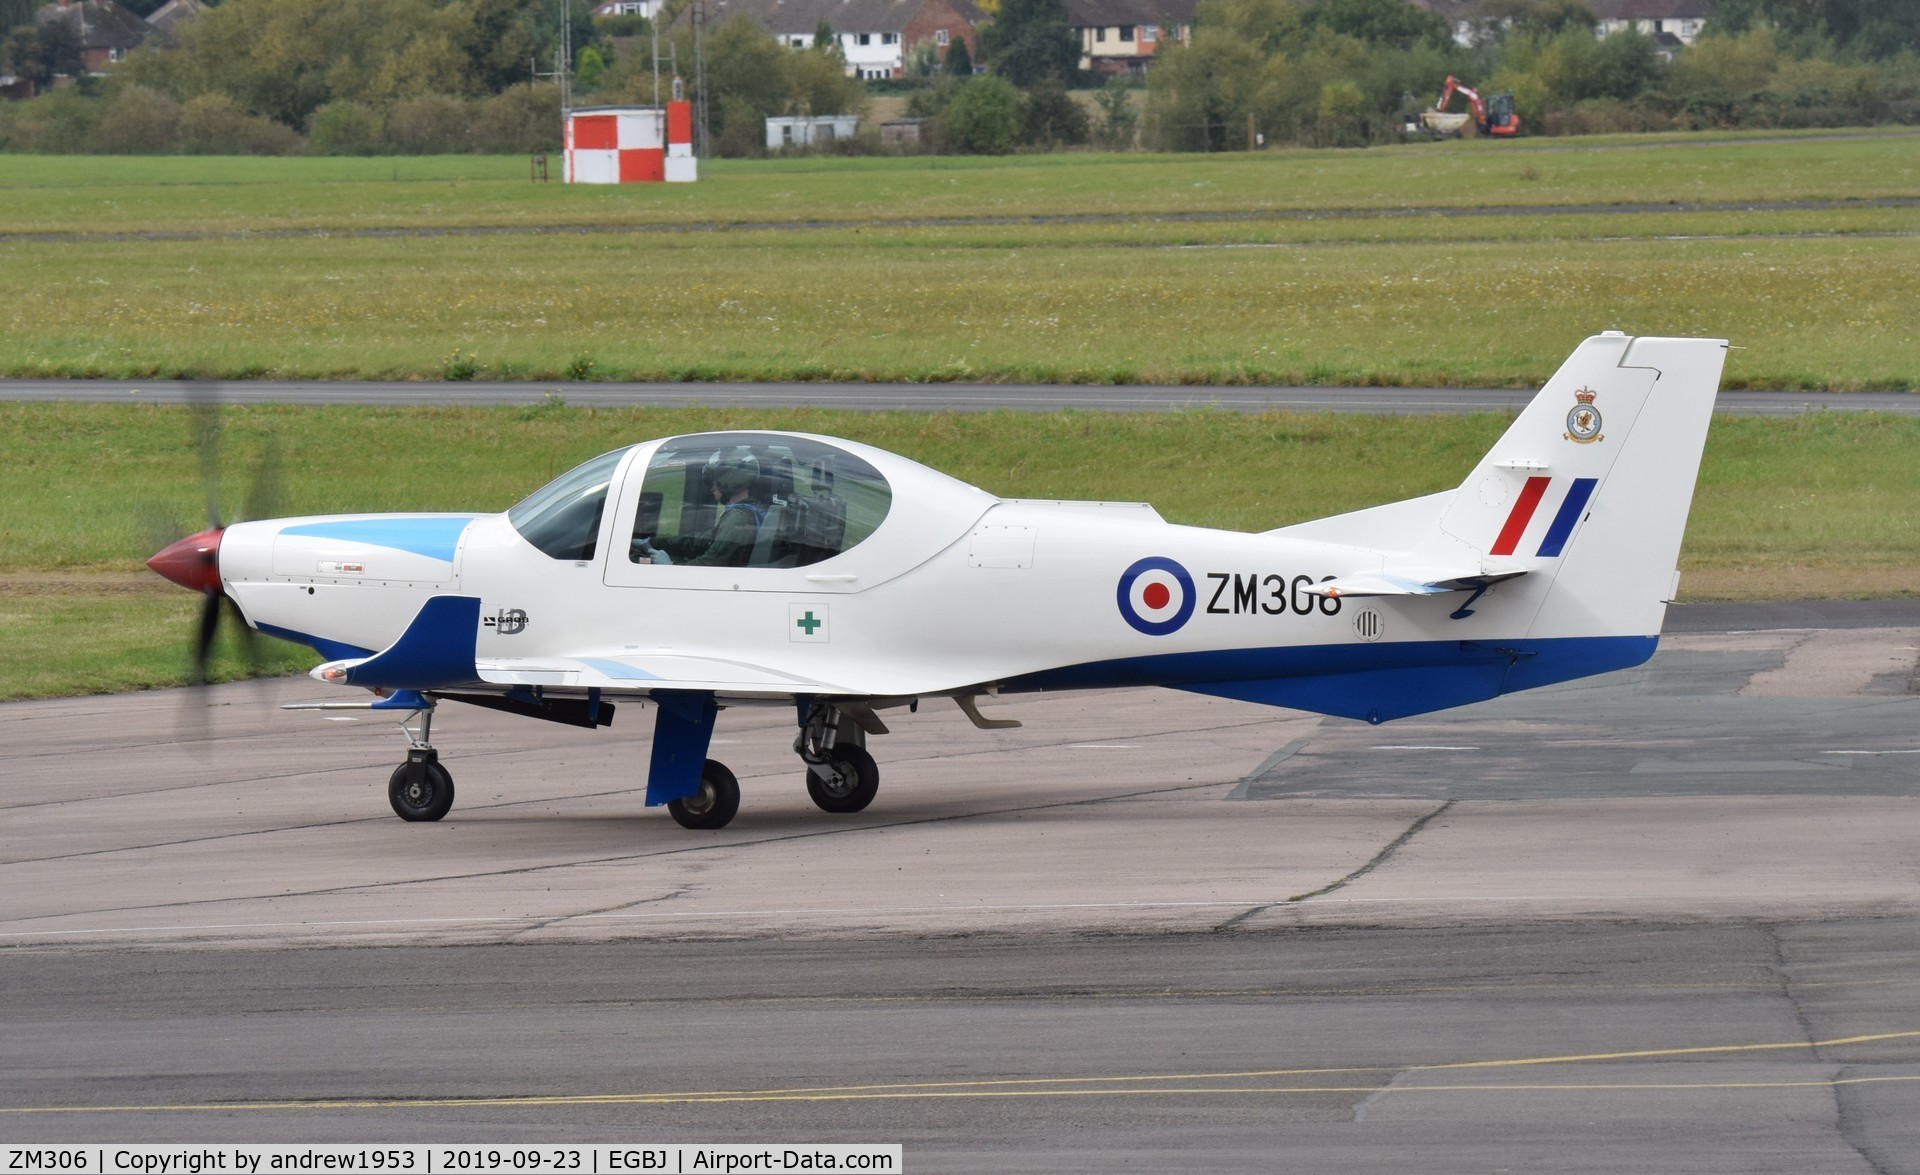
[564,101,696,184]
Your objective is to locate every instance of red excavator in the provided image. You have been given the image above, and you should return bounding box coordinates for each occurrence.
[1422,75,1521,138]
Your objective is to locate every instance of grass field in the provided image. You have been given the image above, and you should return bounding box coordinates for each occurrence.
[3,403,1915,701]
[5,129,1918,234]
[6,230,1914,387]
[4,132,1919,388]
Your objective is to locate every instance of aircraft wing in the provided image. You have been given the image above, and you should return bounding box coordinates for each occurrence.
[475,652,859,696]
[307,596,873,698]
[1304,565,1530,599]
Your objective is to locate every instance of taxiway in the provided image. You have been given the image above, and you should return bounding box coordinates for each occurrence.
[3,606,1917,1171]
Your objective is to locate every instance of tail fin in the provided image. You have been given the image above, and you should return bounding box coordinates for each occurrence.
[1437,332,1726,637]
[1214,334,1727,724]
[1276,333,1727,637]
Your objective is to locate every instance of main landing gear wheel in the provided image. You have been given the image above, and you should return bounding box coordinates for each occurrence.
[388,759,455,822]
[670,759,741,830]
[806,744,879,814]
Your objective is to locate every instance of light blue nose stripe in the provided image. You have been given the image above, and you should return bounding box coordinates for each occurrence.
[280,517,476,563]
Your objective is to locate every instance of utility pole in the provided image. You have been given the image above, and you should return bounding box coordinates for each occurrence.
[692,0,708,157]
[558,0,573,116]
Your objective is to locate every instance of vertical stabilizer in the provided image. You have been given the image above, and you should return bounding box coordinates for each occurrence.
[1526,335,1727,637]
[1436,332,1727,637]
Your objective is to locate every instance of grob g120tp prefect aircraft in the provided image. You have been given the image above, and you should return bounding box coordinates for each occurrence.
[148,333,1727,830]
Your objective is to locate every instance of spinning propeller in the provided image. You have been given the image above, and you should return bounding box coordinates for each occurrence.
[143,391,283,685]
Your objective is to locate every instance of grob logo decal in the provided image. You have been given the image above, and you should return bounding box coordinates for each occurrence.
[484,608,529,635]
[1116,557,1196,636]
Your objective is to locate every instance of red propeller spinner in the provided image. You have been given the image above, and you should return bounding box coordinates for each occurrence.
[146,527,225,594]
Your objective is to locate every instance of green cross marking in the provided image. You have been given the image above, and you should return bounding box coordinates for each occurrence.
[796,611,822,635]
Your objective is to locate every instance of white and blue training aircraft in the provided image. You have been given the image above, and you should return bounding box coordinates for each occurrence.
[148,333,1728,830]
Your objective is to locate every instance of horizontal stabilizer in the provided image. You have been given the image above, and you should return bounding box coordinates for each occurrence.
[1305,567,1530,599]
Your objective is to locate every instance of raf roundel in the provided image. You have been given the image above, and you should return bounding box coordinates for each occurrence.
[1116,556,1197,636]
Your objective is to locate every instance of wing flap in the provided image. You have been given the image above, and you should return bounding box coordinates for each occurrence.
[475,652,854,695]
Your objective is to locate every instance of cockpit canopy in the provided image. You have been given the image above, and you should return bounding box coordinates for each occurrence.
[633,433,891,569]
[508,433,893,569]
[508,447,624,561]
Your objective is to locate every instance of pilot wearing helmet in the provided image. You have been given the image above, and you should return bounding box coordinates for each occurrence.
[639,449,766,567]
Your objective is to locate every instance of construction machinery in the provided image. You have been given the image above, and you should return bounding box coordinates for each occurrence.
[1422,75,1521,138]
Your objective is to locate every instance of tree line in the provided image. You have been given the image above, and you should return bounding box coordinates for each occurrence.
[1145,0,1920,150]
[1,0,1915,155]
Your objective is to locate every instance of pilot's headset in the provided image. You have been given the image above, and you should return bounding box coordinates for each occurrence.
[704,448,761,500]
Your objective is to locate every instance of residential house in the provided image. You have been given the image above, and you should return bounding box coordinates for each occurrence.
[594,0,665,19]
[144,0,207,44]
[1415,0,1709,49]
[1592,0,1710,46]
[681,0,984,80]
[1062,0,1196,77]
[34,0,149,72]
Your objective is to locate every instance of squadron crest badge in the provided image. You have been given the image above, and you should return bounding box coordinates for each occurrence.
[1564,388,1604,444]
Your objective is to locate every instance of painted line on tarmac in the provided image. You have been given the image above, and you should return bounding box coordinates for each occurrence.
[7,1031,1916,1114]
[14,1077,1920,1114]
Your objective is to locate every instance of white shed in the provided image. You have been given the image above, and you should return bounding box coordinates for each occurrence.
[766,115,860,149]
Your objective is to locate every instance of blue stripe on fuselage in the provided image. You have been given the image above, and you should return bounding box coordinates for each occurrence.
[280,517,476,563]
[999,635,1657,724]
[578,657,661,681]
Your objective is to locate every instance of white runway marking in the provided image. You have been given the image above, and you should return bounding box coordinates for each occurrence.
[1372,745,1479,751]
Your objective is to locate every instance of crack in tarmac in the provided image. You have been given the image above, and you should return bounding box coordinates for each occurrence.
[1763,923,1906,1175]
[504,886,695,943]
[0,774,1244,936]
[1216,800,1458,932]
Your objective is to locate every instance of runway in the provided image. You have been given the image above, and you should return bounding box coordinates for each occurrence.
[2,379,1915,415]
[4,607,1919,1170]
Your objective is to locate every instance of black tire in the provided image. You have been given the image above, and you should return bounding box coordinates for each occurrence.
[806,744,879,814]
[388,760,454,822]
[669,759,740,830]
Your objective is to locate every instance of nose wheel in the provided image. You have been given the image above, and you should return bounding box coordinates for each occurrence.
[381,698,454,822]
[388,751,455,822]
